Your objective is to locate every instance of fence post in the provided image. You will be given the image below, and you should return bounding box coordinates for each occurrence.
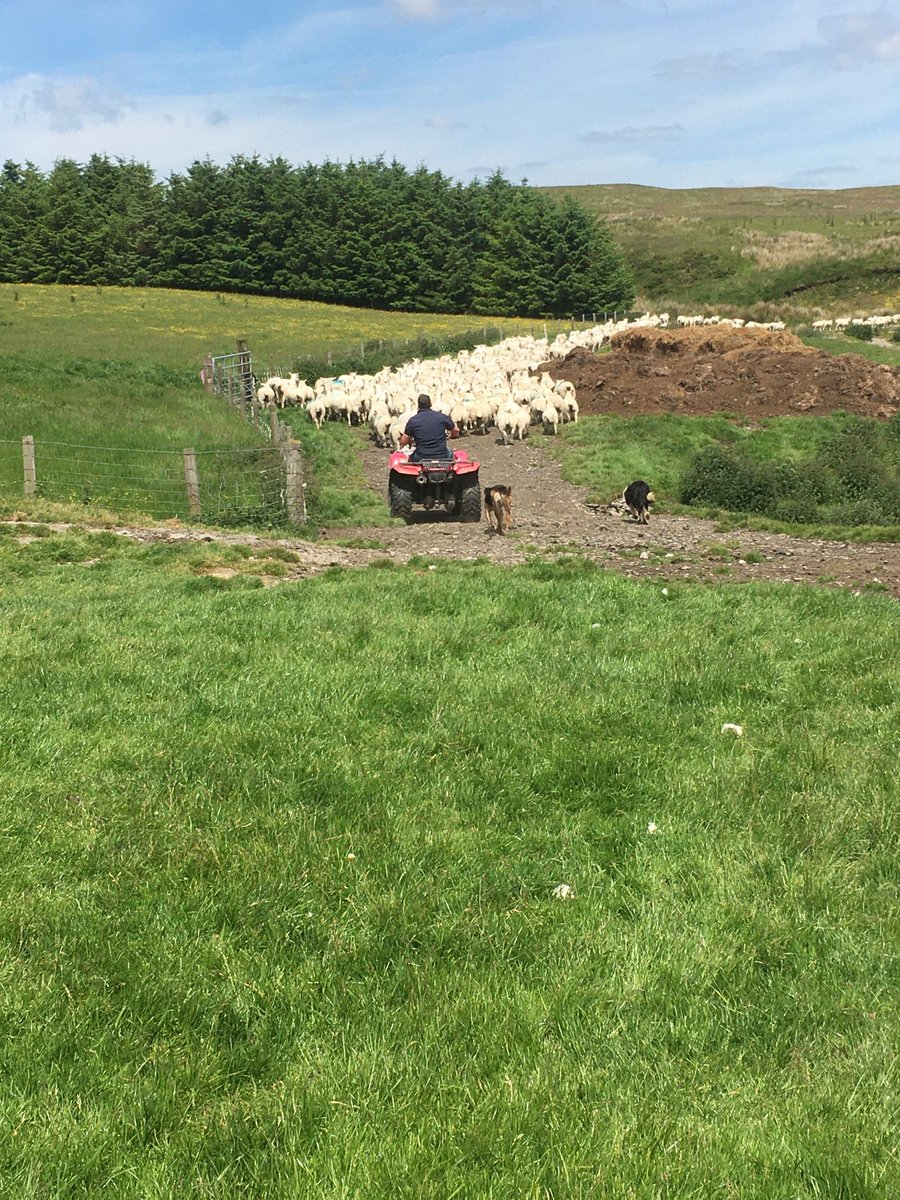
[251,397,261,431]
[22,435,35,498]
[183,448,202,517]
[268,402,281,444]
[202,355,214,393]
[283,440,307,526]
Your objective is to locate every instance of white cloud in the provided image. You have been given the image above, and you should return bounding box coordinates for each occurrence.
[390,0,441,18]
[653,50,748,80]
[779,164,859,187]
[579,125,684,145]
[424,115,469,130]
[769,8,900,70]
[8,74,133,133]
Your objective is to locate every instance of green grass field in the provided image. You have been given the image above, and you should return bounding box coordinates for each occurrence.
[539,410,900,542]
[2,283,899,534]
[0,284,549,372]
[0,530,897,1198]
[0,285,559,529]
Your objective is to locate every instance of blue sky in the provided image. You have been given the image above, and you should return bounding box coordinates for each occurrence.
[2,0,899,188]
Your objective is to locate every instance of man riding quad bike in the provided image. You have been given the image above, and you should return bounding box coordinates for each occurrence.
[388,393,481,522]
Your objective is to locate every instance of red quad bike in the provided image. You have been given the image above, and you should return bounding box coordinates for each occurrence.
[388,449,481,523]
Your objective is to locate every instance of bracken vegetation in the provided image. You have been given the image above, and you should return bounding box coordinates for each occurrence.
[540,183,900,318]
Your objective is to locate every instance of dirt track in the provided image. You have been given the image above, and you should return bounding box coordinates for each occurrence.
[338,430,900,597]
[323,327,900,598]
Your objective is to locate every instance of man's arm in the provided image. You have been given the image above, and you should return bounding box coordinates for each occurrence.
[400,431,412,448]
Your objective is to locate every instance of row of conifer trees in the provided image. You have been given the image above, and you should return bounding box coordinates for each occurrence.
[0,154,634,318]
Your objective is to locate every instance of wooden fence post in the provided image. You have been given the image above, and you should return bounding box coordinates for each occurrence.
[202,355,214,393]
[22,435,35,498]
[251,397,261,430]
[268,402,281,444]
[283,440,307,526]
[183,448,201,517]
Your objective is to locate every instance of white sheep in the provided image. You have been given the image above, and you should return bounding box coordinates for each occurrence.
[497,403,530,446]
[306,397,327,429]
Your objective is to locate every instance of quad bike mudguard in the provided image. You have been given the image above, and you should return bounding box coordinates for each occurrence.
[388,449,481,522]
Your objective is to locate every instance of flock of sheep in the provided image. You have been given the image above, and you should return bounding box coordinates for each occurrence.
[255,313,672,448]
[254,306,900,451]
[811,314,900,331]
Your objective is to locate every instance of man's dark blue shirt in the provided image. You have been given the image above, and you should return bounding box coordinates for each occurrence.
[404,408,455,460]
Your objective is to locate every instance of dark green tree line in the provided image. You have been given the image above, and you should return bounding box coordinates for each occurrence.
[0,154,634,317]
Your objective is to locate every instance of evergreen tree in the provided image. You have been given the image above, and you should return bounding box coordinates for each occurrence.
[39,158,98,283]
[555,196,634,315]
[0,154,634,319]
[103,159,163,286]
[157,159,230,291]
[0,161,49,282]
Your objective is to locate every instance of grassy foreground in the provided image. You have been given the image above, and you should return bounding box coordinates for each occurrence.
[0,530,897,1198]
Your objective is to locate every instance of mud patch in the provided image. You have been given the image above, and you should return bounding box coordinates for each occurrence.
[540,326,900,420]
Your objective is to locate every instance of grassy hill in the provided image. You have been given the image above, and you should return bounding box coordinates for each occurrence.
[1,282,898,535]
[0,285,545,529]
[539,184,900,319]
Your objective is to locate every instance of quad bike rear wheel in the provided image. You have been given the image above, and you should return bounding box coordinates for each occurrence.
[389,478,414,522]
[459,481,481,523]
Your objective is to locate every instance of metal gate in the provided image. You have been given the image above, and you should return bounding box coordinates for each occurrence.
[208,340,255,409]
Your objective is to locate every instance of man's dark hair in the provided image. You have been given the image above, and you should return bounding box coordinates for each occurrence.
[417,393,432,409]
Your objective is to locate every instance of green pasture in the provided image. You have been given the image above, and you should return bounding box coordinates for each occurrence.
[800,331,900,367]
[542,411,900,541]
[546,411,878,501]
[0,532,897,1198]
[0,284,545,372]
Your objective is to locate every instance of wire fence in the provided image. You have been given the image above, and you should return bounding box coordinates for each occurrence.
[0,438,296,527]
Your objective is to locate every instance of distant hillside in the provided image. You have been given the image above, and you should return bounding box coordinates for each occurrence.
[538,184,900,319]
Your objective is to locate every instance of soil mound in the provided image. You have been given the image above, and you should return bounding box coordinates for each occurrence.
[540,326,900,421]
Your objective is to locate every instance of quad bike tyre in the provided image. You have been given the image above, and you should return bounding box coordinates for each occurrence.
[387,450,481,523]
[459,482,481,523]
[389,478,414,522]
